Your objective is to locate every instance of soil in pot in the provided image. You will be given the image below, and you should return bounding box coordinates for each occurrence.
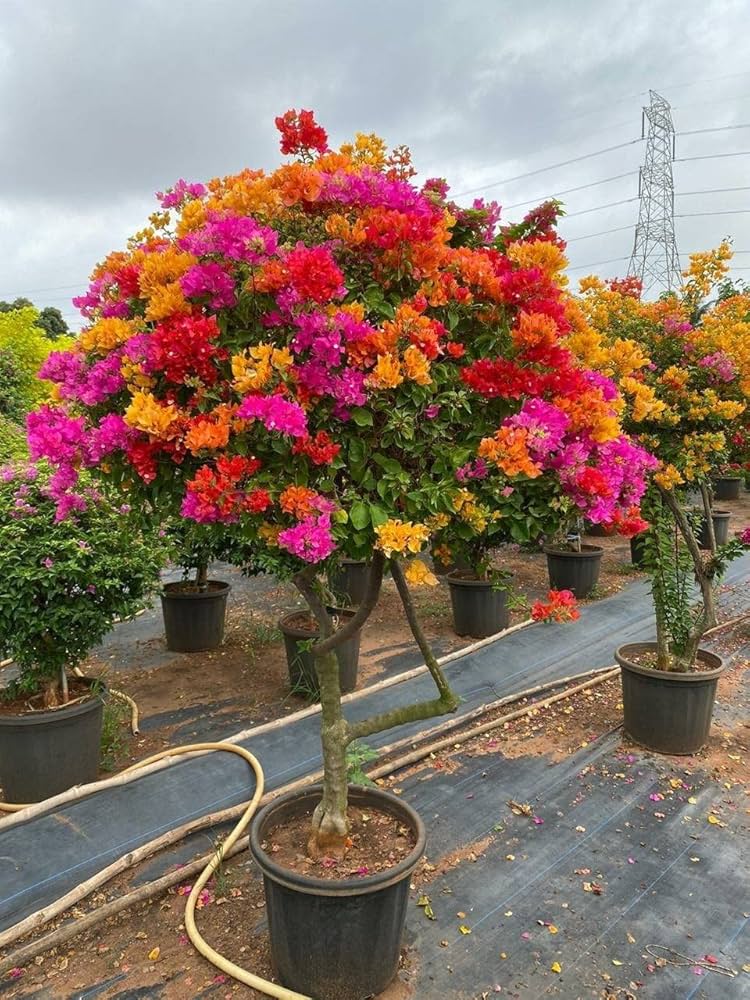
[160,579,230,652]
[712,476,742,501]
[615,642,723,755]
[250,784,425,1000]
[695,509,731,549]
[0,677,106,803]
[327,559,373,607]
[280,608,361,698]
[544,544,603,598]
[446,571,510,638]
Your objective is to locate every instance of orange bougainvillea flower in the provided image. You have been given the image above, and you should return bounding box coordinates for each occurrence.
[512,311,559,351]
[279,484,319,517]
[478,426,542,478]
[184,409,233,455]
[366,352,403,389]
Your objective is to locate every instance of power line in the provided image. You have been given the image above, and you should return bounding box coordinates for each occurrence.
[677,123,750,136]
[567,256,630,271]
[565,197,639,218]
[504,171,638,211]
[675,150,750,162]
[676,185,750,197]
[453,138,644,198]
[675,209,750,218]
[565,225,635,243]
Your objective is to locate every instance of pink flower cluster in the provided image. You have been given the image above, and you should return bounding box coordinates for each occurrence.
[40,350,125,406]
[237,394,309,437]
[698,351,737,383]
[180,262,237,309]
[156,179,208,209]
[180,213,278,263]
[278,514,336,562]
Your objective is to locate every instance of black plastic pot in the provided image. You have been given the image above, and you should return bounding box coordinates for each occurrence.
[544,545,603,598]
[327,559,373,607]
[615,643,723,755]
[160,580,230,652]
[697,510,731,549]
[446,573,510,638]
[630,532,648,567]
[712,476,742,501]
[585,522,616,538]
[250,784,425,1000]
[0,680,106,803]
[280,608,361,697]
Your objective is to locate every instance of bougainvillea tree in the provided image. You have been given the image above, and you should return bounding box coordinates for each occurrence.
[30,111,653,850]
[572,247,750,669]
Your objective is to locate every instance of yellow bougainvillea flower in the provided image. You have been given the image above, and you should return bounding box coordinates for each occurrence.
[79,317,137,354]
[404,559,439,587]
[124,390,179,438]
[654,464,684,490]
[374,519,430,557]
[367,353,404,389]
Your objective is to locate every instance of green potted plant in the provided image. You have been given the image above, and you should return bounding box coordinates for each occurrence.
[615,485,749,753]
[31,112,654,998]
[0,463,165,803]
[160,521,232,652]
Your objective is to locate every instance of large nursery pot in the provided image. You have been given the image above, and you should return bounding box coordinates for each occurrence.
[696,509,731,549]
[327,559,372,607]
[280,608,361,697]
[544,544,603,598]
[0,679,106,803]
[615,643,723,755]
[446,571,510,638]
[712,476,742,501]
[250,784,426,1000]
[160,580,230,652]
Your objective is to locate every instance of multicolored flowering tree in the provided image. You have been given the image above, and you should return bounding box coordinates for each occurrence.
[31,111,652,850]
[572,247,750,669]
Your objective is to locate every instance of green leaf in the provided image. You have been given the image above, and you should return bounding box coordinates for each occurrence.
[349,501,370,531]
[368,504,389,527]
[351,408,374,428]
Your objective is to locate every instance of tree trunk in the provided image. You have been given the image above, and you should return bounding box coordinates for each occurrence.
[308,649,350,856]
[195,562,208,589]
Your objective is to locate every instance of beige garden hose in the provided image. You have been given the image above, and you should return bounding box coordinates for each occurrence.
[2,741,309,999]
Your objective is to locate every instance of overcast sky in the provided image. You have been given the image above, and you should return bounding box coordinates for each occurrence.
[1,0,749,328]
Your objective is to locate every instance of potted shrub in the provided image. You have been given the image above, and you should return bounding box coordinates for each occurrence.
[575,252,750,753]
[711,461,743,501]
[0,463,165,803]
[160,522,231,652]
[615,486,749,753]
[544,525,604,599]
[32,111,654,997]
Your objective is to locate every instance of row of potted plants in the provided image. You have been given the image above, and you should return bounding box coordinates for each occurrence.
[2,111,749,998]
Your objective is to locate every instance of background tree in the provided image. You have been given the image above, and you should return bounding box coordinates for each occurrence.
[36,306,70,340]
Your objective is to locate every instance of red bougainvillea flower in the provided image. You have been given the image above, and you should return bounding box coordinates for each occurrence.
[531,590,580,622]
[275,109,329,157]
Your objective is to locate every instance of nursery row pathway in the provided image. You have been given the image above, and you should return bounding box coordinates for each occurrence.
[1,554,749,935]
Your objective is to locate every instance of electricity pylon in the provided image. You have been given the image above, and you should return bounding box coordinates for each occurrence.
[628,90,682,295]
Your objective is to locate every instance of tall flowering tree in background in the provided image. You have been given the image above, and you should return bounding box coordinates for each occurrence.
[29,111,653,850]
[572,246,750,669]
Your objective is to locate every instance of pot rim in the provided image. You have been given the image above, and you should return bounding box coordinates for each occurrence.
[0,677,107,726]
[713,475,742,482]
[250,784,426,897]
[615,642,724,681]
[278,607,356,639]
[445,571,513,588]
[162,580,231,599]
[543,544,604,558]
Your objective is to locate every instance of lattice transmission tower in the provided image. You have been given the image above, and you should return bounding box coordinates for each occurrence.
[628,90,682,295]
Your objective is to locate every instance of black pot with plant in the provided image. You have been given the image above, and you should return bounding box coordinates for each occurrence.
[0,464,166,802]
[616,484,748,754]
[326,557,373,606]
[544,526,603,598]
[279,606,361,697]
[160,524,231,652]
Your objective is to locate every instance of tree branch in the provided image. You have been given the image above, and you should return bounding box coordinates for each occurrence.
[389,557,458,706]
[347,695,458,743]
[313,551,385,655]
[700,483,717,553]
[659,487,717,633]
